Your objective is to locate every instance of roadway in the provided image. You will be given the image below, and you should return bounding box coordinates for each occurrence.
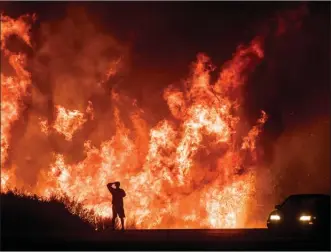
[2,228,330,250]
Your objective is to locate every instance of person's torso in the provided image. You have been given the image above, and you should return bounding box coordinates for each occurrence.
[111,188,124,205]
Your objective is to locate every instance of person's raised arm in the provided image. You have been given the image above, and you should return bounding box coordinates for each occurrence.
[107,182,114,192]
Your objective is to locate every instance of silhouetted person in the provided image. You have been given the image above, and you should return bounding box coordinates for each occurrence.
[107,181,126,230]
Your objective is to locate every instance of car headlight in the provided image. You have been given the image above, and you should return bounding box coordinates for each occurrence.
[270,214,281,221]
[299,215,312,221]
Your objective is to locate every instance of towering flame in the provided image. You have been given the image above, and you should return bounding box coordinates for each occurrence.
[1,13,268,229]
[1,14,34,191]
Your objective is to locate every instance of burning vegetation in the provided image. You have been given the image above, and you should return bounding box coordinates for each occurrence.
[1,4,327,230]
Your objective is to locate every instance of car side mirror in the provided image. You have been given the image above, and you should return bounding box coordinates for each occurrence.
[275,204,281,210]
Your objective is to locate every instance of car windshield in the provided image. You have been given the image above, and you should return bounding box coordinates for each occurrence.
[281,195,329,210]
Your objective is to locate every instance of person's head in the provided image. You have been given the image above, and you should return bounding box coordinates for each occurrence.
[115,181,120,188]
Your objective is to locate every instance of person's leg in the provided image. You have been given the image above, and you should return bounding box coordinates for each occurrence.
[120,217,124,230]
[112,206,117,230]
[112,217,116,230]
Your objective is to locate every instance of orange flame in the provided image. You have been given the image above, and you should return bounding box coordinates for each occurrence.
[1,13,268,229]
[1,14,33,171]
[52,105,87,141]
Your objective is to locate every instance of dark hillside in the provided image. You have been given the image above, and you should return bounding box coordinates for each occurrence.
[1,192,94,237]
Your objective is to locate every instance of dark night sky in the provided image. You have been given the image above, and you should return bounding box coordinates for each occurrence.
[1,1,330,143]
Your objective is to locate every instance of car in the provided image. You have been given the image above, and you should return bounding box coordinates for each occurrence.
[267,194,330,234]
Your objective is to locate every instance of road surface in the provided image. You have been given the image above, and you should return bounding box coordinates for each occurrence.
[2,228,330,250]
